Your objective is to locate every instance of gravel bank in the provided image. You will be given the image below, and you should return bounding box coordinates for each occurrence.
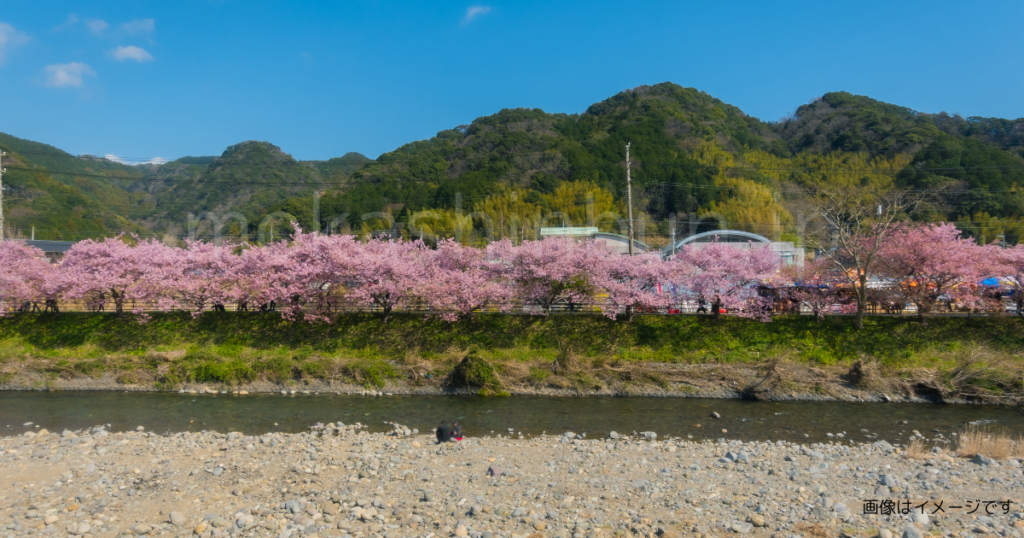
[2,423,1022,538]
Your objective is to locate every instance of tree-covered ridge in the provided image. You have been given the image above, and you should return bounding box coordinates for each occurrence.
[0,133,146,240]
[126,142,374,240]
[2,82,1024,243]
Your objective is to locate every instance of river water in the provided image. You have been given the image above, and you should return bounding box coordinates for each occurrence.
[2,392,1022,444]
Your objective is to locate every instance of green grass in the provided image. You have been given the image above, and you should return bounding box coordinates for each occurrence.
[1,312,1022,390]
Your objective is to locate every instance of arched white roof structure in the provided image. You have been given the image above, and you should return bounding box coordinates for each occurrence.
[661,229,803,266]
[664,230,771,253]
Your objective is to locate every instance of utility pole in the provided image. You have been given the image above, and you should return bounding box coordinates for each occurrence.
[0,150,6,242]
[625,143,635,255]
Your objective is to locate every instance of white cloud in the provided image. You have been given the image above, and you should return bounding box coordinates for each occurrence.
[461,5,491,25]
[120,19,154,35]
[87,19,109,34]
[0,22,31,65]
[52,14,79,32]
[111,45,154,62]
[103,154,168,165]
[44,62,95,88]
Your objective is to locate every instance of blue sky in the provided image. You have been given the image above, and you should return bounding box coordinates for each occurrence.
[1,0,1022,163]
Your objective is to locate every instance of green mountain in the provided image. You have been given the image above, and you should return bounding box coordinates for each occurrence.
[126,141,330,239]
[0,133,146,240]
[2,82,1023,244]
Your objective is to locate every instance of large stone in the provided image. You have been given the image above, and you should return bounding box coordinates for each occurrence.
[972,454,996,466]
[133,523,152,535]
[902,526,923,538]
[487,465,503,478]
[731,521,753,534]
[749,514,766,527]
[169,511,186,526]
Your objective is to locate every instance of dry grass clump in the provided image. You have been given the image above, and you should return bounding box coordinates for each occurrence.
[744,355,789,397]
[955,425,1017,459]
[904,439,930,460]
[845,358,888,392]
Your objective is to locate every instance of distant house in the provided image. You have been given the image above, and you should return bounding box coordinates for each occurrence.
[662,230,804,266]
[539,227,649,255]
[14,240,77,262]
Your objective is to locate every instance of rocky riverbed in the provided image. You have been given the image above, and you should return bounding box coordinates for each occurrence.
[1,423,1021,538]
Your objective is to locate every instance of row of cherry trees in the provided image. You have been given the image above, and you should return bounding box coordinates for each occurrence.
[1,223,1022,323]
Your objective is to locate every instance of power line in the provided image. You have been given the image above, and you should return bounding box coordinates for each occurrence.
[10,162,1024,190]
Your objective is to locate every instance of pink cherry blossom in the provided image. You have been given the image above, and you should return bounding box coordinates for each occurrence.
[486,237,611,315]
[672,239,780,321]
[164,241,239,317]
[0,241,52,314]
[419,239,512,321]
[875,222,994,322]
[595,251,675,320]
[346,236,426,322]
[59,236,175,315]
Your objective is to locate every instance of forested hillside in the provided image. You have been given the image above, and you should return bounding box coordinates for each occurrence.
[2,82,1023,245]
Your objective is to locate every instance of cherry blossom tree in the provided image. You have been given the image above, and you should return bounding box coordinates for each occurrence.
[284,229,361,322]
[673,239,781,321]
[486,237,608,315]
[59,236,175,315]
[0,242,52,314]
[595,251,675,320]
[419,239,512,321]
[347,237,425,322]
[778,257,854,320]
[164,241,239,317]
[802,186,924,329]
[228,240,295,315]
[875,222,993,324]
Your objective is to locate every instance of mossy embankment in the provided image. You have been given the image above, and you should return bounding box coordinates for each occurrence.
[0,312,1022,401]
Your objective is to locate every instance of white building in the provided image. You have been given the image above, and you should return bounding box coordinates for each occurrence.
[539,227,649,255]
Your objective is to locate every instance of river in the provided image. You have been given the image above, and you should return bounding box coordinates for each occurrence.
[3,392,1022,444]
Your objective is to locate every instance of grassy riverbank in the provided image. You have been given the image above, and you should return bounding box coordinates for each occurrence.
[0,313,1022,399]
